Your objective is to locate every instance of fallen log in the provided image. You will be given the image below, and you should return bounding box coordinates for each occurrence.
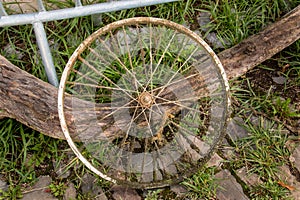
[218,5,300,79]
[0,5,300,140]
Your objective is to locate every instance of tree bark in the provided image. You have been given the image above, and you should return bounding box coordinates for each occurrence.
[0,5,300,140]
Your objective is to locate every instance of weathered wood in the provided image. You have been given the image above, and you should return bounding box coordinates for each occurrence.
[0,54,208,141]
[0,5,300,139]
[218,5,300,79]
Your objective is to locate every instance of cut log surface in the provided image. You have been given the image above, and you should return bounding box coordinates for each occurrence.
[0,5,300,140]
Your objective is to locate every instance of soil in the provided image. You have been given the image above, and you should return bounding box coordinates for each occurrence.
[245,59,300,104]
[237,56,300,134]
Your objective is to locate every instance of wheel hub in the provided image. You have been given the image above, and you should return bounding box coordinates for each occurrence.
[138,91,153,108]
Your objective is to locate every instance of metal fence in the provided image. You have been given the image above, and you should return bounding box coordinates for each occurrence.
[0,0,178,86]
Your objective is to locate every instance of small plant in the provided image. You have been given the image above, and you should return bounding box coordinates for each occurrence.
[49,181,67,198]
[145,189,162,200]
[273,97,300,118]
[181,167,218,199]
[0,185,23,200]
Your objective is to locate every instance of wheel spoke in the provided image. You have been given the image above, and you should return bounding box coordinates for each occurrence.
[144,29,178,92]
[78,56,137,102]
[153,95,209,116]
[98,98,136,122]
[150,73,202,94]
[97,36,144,89]
[67,81,136,93]
[154,46,200,98]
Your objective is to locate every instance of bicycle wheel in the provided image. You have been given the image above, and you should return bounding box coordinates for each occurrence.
[58,17,230,188]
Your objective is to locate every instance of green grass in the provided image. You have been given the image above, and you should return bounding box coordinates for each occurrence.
[250,180,293,200]
[195,0,300,48]
[0,119,68,199]
[228,36,299,199]
[230,118,290,178]
[182,166,219,199]
[1,0,300,199]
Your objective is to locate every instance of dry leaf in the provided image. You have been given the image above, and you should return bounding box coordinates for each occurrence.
[278,181,296,191]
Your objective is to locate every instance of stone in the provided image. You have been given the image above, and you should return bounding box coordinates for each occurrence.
[21,176,58,200]
[92,13,103,26]
[95,192,108,200]
[207,153,224,168]
[285,138,298,153]
[249,116,274,130]
[0,177,8,194]
[53,160,71,179]
[197,12,230,49]
[63,182,76,200]
[206,32,226,49]
[277,165,297,185]
[215,170,250,200]
[226,117,249,142]
[289,145,300,172]
[272,76,287,85]
[111,185,141,200]
[276,165,300,200]
[170,184,188,196]
[81,173,107,200]
[219,138,236,160]
[3,44,25,60]
[81,173,96,194]
[236,167,262,186]
[291,187,300,200]
[197,12,211,32]
[2,0,38,13]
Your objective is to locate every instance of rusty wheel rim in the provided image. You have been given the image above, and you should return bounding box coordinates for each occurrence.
[58,17,230,188]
